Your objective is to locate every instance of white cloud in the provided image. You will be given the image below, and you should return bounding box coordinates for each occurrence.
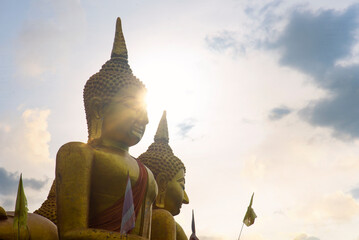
[237,111,359,239]
[242,156,266,180]
[197,234,263,240]
[241,112,359,191]
[0,123,11,133]
[242,233,265,240]
[291,192,359,224]
[293,233,320,240]
[0,108,54,211]
[14,0,86,82]
[22,109,51,163]
[0,108,53,171]
[198,236,225,240]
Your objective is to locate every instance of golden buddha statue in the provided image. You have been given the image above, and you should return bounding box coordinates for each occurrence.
[137,111,189,240]
[54,17,157,239]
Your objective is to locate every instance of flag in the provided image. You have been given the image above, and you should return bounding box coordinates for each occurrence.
[13,174,29,240]
[189,209,199,240]
[120,173,136,235]
[243,193,257,227]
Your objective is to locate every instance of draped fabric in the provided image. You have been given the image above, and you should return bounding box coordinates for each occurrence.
[89,160,148,232]
[120,174,135,234]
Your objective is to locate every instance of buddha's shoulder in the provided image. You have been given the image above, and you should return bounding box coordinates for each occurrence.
[151,209,176,237]
[152,209,175,222]
[176,222,187,240]
[56,142,94,161]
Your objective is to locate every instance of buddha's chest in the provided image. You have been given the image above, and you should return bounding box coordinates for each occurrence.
[90,150,139,200]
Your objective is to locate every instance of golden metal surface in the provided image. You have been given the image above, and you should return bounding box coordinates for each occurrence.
[0,212,58,240]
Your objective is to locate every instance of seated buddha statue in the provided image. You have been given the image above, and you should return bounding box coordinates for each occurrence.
[54,17,157,239]
[137,111,189,240]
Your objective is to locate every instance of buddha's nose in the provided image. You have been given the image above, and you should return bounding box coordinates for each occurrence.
[138,109,149,125]
[182,190,189,204]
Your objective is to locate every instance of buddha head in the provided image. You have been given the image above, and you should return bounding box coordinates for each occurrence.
[138,111,189,216]
[84,17,148,147]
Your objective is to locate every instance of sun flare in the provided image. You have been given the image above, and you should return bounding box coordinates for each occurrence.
[137,46,208,132]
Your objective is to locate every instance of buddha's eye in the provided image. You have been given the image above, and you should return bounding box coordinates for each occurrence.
[123,100,141,112]
[123,101,136,108]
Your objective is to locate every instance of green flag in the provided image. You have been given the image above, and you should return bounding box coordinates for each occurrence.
[243,193,257,227]
[13,174,29,240]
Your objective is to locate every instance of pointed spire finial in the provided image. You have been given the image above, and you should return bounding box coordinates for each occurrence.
[154,111,169,144]
[192,209,196,234]
[190,209,199,240]
[249,192,254,207]
[111,17,128,60]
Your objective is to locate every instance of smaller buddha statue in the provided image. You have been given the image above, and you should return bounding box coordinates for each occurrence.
[54,17,157,240]
[137,111,189,240]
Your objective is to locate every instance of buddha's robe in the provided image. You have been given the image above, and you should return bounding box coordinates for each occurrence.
[89,160,148,232]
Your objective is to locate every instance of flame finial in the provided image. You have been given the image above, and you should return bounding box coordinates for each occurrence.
[111,17,128,60]
[154,111,169,144]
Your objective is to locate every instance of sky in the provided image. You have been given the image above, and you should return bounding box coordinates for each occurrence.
[1,0,359,239]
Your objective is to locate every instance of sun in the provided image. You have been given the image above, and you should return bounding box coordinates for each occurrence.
[135,49,205,129]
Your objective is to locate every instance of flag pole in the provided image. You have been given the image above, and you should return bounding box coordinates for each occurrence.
[237,222,244,240]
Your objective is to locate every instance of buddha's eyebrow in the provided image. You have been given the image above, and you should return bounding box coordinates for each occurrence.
[112,96,134,102]
[120,95,137,101]
[113,96,141,104]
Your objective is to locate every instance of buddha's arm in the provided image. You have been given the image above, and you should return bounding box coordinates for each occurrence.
[176,222,188,240]
[55,142,127,240]
[151,209,176,240]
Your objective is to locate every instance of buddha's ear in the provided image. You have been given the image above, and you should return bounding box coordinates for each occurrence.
[90,97,104,119]
[155,173,168,193]
[88,97,105,142]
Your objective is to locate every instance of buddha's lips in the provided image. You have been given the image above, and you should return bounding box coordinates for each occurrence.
[132,123,145,136]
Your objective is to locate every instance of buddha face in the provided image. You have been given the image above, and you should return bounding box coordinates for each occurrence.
[163,168,189,216]
[101,85,148,147]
